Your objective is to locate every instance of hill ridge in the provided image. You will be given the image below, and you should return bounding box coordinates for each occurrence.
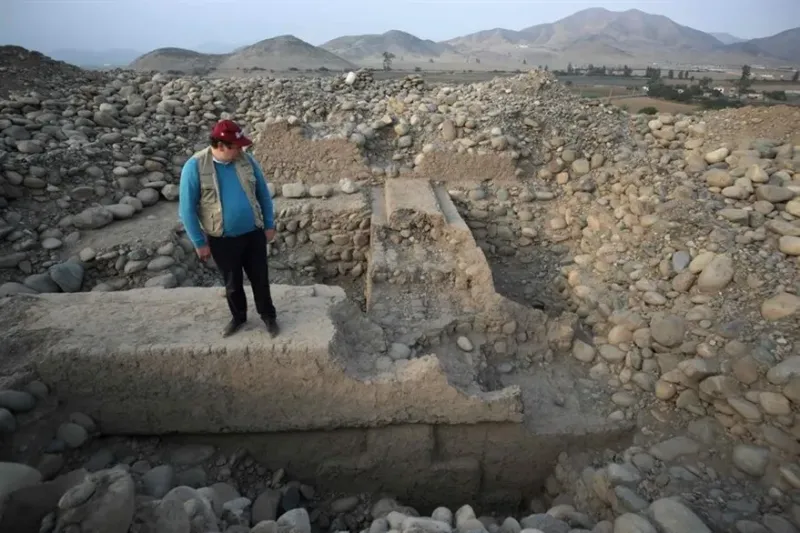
[125,7,799,73]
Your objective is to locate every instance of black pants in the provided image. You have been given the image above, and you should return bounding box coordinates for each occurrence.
[207,229,276,323]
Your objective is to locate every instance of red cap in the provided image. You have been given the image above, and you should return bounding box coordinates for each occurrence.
[210,119,252,147]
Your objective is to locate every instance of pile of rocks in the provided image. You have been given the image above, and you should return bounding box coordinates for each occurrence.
[248,68,629,173]
[334,68,376,90]
[3,441,724,533]
[434,108,799,529]
[0,45,105,99]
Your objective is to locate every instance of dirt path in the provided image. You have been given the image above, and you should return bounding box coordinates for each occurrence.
[61,202,180,258]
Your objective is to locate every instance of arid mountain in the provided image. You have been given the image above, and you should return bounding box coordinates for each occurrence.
[216,35,357,71]
[724,28,800,63]
[443,8,799,67]
[125,8,798,73]
[129,48,229,73]
[321,30,457,61]
[522,8,722,51]
[445,8,730,66]
[711,32,746,45]
[129,36,355,73]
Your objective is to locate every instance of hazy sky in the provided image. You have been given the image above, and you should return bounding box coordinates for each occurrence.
[4,0,799,53]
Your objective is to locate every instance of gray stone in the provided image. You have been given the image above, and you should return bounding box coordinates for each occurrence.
[0,282,37,297]
[613,486,649,513]
[24,272,62,293]
[142,465,174,498]
[649,437,700,462]
[56,468,135,532]
[49,262,84,292]
[0,462,42,502]
[0,408,16,433]
[309,184,333,198]
[282,183,306,198]
[163,486,218,531]
[277,507,312,533]
[519,514,570,533]
[650,315,685,347]
[107,203,137,220]
[137,188,160,206]
[72,206,114,229]
[613,513,657,533]
[0,390,36,412]
[56,422,89,448]
[732,444,770,477]
[0,252,28,269]
[69,412,97,433]
[761,515,798,533]
[696,254,734,293]
[648,498,711,533]
[253,521,279,533]
[253,488,282,523]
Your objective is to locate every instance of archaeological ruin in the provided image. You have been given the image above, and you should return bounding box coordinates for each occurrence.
[1,45,800,533]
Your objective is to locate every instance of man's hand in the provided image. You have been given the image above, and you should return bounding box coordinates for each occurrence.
[196,245,211,261]
[265,228,276,242]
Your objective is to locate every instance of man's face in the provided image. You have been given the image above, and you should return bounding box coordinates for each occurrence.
[215,142,243,162]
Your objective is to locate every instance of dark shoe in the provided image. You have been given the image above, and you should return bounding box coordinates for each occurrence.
[223,318,246,338]
[263,317,280,338]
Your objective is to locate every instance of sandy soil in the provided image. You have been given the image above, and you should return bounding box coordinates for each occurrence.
[610,96,700,114]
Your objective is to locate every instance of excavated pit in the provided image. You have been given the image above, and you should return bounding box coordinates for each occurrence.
[0,178,636,515]
[0,286,634,514]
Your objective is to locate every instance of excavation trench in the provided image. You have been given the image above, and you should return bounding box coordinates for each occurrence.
[0,178,635,520]
[57,419,633,517]
[0,280,634,519]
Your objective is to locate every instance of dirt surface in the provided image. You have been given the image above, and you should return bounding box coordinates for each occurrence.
[611,96,700,114]
[416,151,521,183]
[700,103,800,147]
[0,285,525,434]
[253,122,373,184]
[60,202,181,259]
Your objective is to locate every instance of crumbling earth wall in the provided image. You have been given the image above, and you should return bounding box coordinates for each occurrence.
[0,285,524,434]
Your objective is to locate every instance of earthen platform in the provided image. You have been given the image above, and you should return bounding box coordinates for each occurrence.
[0,285,523,434]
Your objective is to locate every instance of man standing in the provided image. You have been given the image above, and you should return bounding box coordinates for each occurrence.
[178,119,280,338]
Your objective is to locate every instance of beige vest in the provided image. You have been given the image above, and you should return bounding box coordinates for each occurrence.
[192,146,264,237]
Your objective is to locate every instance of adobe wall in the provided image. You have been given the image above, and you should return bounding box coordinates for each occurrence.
[146,420,634,512]
[0,285,524,435]
[250,122,522,185]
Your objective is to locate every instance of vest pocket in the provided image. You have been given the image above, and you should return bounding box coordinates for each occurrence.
[198,186,221,235]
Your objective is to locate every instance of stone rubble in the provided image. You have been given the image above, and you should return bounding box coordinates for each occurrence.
[1,47,800,533]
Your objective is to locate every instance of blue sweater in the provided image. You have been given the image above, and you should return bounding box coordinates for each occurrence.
[178,153,275,248]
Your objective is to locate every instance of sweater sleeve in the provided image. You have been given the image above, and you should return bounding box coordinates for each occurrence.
[248,154,275,229]
[178,158,207,248]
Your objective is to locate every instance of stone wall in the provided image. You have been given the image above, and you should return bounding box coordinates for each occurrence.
[271,182,371,280]
[0,370,632,520]
[166,420,633,513]
[1,181,374,296]
[440,163,800,505]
